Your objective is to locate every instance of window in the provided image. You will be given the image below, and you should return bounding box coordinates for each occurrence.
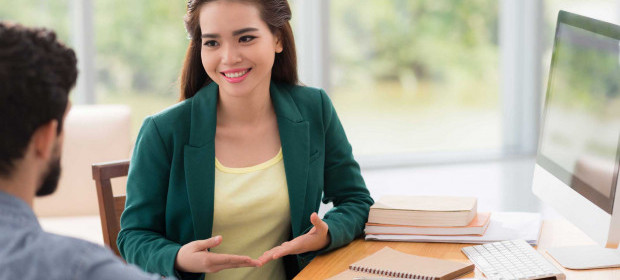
[6,1,619,165]
[93,0,186,136]
[328,0,502,157]
[0,0,186,139]
[0,0,71,48]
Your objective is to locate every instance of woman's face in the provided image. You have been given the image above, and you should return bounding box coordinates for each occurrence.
[198,1,283,97]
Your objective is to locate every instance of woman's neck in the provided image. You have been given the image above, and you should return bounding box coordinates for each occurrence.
[216,84,275,126]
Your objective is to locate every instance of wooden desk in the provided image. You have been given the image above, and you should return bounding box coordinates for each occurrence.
[294,220,620,279]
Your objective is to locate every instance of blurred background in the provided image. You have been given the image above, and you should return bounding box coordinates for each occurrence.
[4,0,620,244]
[2,0,619,168]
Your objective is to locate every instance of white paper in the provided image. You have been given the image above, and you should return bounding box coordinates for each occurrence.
[365,212,542,245]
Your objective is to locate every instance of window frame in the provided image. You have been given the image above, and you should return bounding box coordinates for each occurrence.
[292,0,543,168]
[71,0,96,104]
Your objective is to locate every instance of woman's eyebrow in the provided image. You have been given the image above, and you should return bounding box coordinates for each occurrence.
[232,27,258,36]
[202,27,259,39]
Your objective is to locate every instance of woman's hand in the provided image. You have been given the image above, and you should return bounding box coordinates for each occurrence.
[174,235,260,273]
[257,212,330,265]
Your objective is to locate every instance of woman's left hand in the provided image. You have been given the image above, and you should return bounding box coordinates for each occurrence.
[257,212,330,265]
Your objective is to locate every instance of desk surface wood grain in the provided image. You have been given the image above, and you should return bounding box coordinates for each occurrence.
[294,220,620,279]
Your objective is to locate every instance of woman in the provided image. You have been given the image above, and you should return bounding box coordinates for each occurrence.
[117,0,373,279]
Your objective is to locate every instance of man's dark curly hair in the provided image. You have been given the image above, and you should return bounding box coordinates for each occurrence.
[0,22,77,177]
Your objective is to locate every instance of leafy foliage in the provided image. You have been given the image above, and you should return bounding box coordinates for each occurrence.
[330,0,498,91]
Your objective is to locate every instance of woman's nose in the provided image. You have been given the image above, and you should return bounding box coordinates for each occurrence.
[221,44,242,65]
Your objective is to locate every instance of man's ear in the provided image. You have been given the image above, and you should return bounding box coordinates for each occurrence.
[32,120,58,161]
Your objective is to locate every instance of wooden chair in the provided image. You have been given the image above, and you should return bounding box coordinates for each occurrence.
[92,160,130,258]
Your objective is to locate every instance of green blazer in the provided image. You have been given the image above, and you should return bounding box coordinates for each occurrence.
[117,81,373,280]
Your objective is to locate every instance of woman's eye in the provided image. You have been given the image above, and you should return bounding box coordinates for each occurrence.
[203,40,219,47]
[239,36,256,43]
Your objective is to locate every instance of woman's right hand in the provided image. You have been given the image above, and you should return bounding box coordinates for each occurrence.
[174,235,260,273]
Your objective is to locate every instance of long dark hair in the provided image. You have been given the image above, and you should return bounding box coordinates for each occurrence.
[180,0,298,100]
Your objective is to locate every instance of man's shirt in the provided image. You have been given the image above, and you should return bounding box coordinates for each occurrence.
[0,190,170,280]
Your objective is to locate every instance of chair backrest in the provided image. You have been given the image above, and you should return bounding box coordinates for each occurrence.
[92,160,130,258]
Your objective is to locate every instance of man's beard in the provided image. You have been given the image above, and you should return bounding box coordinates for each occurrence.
[35,154,61,197]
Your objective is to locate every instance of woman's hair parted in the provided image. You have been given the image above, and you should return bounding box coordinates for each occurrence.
[179,0,298,100]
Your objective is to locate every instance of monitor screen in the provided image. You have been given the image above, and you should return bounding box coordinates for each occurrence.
[538,15,620,214]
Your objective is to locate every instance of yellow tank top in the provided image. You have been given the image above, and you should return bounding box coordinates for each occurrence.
[206,148,290,280]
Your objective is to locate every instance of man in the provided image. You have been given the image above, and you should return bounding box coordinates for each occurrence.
[0,22,171,280]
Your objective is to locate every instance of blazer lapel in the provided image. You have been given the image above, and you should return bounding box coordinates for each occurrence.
[271,83,310,237]
[184,83,218,240]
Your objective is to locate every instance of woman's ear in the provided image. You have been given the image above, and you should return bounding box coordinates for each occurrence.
[274,31,283,53]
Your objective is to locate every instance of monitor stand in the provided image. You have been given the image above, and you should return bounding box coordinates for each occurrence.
[547,245,620,269]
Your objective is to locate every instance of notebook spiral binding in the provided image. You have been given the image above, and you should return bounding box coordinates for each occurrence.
[349,264,437,280]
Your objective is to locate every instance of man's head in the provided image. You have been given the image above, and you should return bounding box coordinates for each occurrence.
[0,22,77,197]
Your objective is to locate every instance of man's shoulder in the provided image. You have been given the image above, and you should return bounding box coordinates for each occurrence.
[45,231,118,260]
[0,230,162,280]
[0,229,104,279]
[43,233,164,279]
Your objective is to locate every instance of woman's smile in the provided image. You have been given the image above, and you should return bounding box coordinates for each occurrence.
[221,68,252,83]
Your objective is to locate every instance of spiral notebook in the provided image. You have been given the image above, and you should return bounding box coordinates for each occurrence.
[327,247,474,280]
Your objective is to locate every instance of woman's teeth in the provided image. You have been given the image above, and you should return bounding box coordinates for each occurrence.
[224,69,248,78]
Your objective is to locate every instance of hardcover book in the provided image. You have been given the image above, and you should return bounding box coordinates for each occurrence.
[365,212,490,236]
[368,195,477,227]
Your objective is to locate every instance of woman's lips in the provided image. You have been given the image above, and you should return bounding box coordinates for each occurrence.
[221,68,252,83]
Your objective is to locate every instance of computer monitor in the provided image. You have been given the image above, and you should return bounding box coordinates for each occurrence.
[532,10,620,269]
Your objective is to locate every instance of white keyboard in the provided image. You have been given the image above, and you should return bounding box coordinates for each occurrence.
[461,240,566,280]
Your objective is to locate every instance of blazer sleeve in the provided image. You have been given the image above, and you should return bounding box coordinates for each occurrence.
[314,89,374,253]
[117,117,182,278]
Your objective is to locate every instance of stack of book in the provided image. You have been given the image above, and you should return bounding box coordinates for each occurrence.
[365,195,491,237]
